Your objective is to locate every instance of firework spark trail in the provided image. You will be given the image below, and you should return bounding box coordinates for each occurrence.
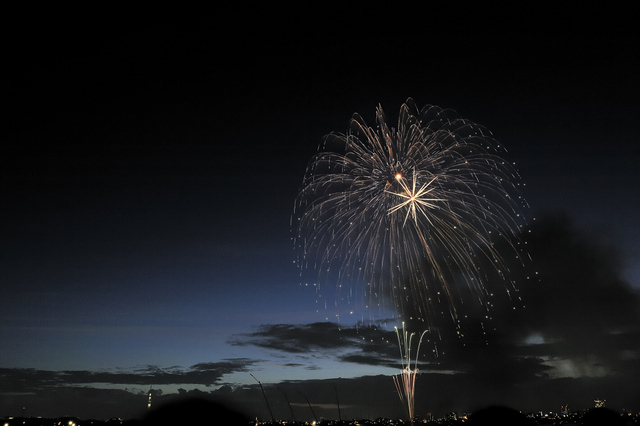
[393,323,428,423]
[294,98,526,326]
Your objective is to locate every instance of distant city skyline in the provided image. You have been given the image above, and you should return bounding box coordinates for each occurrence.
[2,395,638,425]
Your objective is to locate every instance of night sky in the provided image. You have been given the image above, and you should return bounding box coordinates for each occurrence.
[2,3,640,421]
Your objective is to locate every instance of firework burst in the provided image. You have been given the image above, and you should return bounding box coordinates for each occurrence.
[294,98,526,326]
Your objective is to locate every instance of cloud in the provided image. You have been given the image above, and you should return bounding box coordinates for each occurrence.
[230,321,459,375]
[398,212,640,392]
[3,213,638,418]
[0,359,259,393]
[493,214,640,376]
[229,321,403,368]
[230,213,640,391]
[230,322,392,353]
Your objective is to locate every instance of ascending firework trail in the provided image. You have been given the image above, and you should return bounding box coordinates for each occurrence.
[394,322,427,424]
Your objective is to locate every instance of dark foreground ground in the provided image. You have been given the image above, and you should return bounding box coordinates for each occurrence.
[3,401,639,425]
[0,399,640,426]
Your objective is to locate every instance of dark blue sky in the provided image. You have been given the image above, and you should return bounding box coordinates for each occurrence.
[2,3,640,421]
